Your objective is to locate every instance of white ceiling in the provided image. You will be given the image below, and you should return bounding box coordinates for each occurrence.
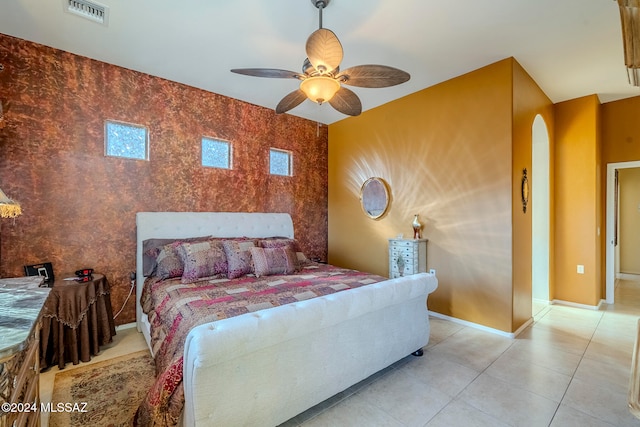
[0,0,638,125]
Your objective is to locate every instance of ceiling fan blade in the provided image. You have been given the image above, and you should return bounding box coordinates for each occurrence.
[305,28,343,74]
[328,86,362,116]
[231,68,303,79]
[276,89,307,114]
[337,65,410,88]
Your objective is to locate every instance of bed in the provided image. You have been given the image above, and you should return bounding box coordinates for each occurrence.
[135,212,438,426]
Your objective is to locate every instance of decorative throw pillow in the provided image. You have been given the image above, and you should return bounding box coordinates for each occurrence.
[222,239,257,279]
[250,246,299,277]
[155,241,187,280]
[177,240,228,284]
[258,238,309,266]
[258,237,301,251]
[143,236,211,277]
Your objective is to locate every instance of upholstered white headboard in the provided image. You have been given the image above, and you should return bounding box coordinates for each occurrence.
[135,212,294,332]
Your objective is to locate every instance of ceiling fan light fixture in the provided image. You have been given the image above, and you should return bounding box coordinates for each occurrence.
[300,76,340,105]
[231,0,408,115]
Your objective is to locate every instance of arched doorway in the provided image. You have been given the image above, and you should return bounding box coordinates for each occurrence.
[532,115,550,313]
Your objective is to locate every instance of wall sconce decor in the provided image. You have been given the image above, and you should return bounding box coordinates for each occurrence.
[521,168,529,213]
[615,0,640,86]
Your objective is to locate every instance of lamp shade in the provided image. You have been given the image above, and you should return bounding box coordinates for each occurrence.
[300,76,341,104]
[0,188,22,218]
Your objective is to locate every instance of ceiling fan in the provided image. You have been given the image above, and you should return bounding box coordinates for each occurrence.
[230,0,410,117]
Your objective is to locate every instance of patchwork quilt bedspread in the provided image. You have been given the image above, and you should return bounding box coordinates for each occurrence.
[135,263,386,426]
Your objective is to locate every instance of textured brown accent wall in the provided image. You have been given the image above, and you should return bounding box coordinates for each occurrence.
[0,33,328,325]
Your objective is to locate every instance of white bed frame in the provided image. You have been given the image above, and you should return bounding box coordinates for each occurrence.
[136,212,438,427]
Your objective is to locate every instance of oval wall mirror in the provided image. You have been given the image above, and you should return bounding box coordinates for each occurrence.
[360,177,390,219]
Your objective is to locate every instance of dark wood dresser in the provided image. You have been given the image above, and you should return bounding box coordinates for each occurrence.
[0,277,50,427]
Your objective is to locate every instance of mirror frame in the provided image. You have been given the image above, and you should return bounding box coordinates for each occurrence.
[360,177,390,220]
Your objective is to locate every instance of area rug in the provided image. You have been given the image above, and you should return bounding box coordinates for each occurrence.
[49,350,155,427]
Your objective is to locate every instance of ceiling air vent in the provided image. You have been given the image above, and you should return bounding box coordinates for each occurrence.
[63,0,109,26]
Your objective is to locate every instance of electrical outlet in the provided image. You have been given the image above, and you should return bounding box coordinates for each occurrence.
[577,265,584,274]
[429,269,436,276]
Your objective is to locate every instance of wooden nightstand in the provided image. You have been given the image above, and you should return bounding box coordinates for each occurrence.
[388,238,428,279]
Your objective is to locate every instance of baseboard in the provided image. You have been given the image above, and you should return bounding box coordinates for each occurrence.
[115,322,137,331]
[617,273,640,282]
[428,311,532,339]
[550,299,602,310]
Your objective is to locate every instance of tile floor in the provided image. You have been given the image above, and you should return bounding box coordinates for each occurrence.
[40,279,640,426]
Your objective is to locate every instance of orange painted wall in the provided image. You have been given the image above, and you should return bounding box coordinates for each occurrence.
[601,96,640,293]
[554,95,601,305]
[328,58,551,333]
[511,61,554,329]
[601,96,640,164]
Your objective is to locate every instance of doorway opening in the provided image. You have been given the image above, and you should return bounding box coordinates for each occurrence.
[606,161,640,303]
[532,115,550,316]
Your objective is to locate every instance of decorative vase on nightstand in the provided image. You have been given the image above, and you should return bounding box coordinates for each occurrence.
[412,214,422,239]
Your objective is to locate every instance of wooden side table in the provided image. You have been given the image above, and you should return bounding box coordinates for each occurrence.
[40,274,116,370]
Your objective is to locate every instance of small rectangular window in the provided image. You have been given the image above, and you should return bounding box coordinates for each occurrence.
[105,120,148,160]
[269,148,292,176]
[202,137,232,169]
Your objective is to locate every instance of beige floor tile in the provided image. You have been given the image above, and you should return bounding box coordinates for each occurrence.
[301,396,404,427]
[518,322,591,356]
[550,404,620,427]
[426,316,465,347]
[583,339,634,368]
[426,327,513,372]
[572,356,634,391]
[400,350,480,398]
[355,368,451,427]
[484,350,572,402]
[458,373,559,426]
[425,399,510,427]
[562,377,639,427]
[505,339,582,376]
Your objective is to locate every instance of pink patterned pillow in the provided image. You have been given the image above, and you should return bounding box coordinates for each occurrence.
[144,236,210,278]
[177,240,228,284]
[222,239,256,279]
[258,238,309,266]
[258,238,301,252]
[250,246,299,277]
[155,241,187,280]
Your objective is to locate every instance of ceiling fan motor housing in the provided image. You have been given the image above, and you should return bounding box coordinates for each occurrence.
[312,0,330,9]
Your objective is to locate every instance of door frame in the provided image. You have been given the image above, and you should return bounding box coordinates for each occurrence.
[606,160,640,303]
